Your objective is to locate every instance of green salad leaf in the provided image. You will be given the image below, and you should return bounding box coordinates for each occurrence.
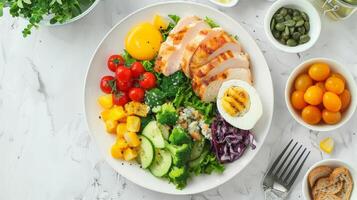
[191,152,224,175]
[160,71,189,98]
[160,14,181,41]
[122,50,136,67]
[144,88,166,107]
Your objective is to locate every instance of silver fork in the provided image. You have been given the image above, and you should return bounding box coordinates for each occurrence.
[262,139,311,200]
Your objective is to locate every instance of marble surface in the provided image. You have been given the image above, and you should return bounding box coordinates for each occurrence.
[0,0,356,199]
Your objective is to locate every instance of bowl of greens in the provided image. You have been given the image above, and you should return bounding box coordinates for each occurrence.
[0,0,100,36]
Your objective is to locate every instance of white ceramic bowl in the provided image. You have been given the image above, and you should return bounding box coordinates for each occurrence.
[84,1,274,195]
[285,58,357,132]
[264,0,321,53]
[209,0,239,8]
[40,0,100,26]
[302,159,357,200]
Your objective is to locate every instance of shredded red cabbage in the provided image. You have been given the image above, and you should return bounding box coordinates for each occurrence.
[210,114,256,163]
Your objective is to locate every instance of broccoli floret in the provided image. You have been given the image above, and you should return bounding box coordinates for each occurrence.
[169,127,191,145]
[155,103,178,126]
[165,141,191,166]
[168,166,189,189]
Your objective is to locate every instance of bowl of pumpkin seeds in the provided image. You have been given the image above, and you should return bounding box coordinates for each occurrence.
[264,0,321,53]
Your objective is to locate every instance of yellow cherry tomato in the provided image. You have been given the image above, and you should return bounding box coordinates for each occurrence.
[294,74,313,91]
[340,89,351,112]
[308,63,330,81]
[304,85,324,105]
[291,91,307,110]
[302,105,322,125]
[323,92,342,112]
[322,109,341,125]
[315,82,326,93]
[325,76,345,95]
[330,73,346,84]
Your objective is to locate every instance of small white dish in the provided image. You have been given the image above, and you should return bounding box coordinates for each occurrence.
[302,159,357,200]
[209,0,239,8]
[264,0,321,53]
[285,58,357,132]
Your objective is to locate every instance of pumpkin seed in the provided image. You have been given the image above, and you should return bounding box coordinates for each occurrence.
[287,39,298,46]
[295,20,305,27]
[299,34,310,44]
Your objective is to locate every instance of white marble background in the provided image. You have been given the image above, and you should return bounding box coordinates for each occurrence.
[0,0,356,199]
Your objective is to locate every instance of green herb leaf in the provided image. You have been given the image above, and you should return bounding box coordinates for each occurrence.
[204,16,219,28]
[122,50,136,67]
[0,2,4,17]
[168,14,180,24]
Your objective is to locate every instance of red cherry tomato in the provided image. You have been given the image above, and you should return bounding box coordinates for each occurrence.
[107,55,125,72]
[100,76,115,94]
[139,72,156,89]
[116,80,132,92]
[128,87,145,102]
[115,66,132,82]
[112,92,130,106]
[131,62,146,78]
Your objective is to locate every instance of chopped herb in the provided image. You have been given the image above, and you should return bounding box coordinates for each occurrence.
[204,16,219,28]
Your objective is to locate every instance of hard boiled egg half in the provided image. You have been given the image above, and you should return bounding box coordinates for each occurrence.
[217,80,263,130]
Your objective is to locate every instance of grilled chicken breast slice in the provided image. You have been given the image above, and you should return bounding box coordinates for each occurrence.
[192,51,249,80]
[190,31,242,69]
[181,28,223,77]
[155,17,210,76]
[192,68,252,102]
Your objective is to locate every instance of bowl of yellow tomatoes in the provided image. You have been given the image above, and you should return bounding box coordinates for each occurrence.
[285,58,357,131]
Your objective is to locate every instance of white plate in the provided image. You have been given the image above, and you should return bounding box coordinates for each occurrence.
[84,1,274,195]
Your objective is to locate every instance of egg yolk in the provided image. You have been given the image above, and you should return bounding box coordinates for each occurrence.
[125,22,162,60]
[222,86,250,116]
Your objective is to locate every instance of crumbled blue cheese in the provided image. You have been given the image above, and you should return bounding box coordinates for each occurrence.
[178,107,212,140]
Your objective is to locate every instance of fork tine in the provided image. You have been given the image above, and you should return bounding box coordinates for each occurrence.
[279,144,302,180]
[286,150,310,189]
[274,142,298,177]
[282,147,307,184]
[266,139,293,176]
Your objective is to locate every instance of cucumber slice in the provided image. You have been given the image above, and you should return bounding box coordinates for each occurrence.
[189,139,206,161]
[138,135,154,168]
[158,123,170,140]
[142,121,165,148]
[149,149,172,177]
[188,144,209,169]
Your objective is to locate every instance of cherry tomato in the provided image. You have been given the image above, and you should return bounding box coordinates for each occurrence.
[322,109,341,125]
[116,80,133,92]
[291,91,307,110]
[128,87,145,102]
[325,76,345,95]
[308,63,330,81]
[301,105,322,125]
[139,72,156,89]
[107,55,125,72]
[131,62,146,78]
[116,66,132,82]
[112,92,130,106]
[100,76,115,94]
[340,89,351,112]
[304,85,324,105]
[294,74,313,92]
[323,92,342,112]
